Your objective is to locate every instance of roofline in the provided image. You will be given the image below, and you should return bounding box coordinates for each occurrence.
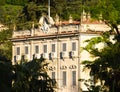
[10,31,104,42]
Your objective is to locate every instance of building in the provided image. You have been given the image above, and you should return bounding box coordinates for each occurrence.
[11,12,110,92]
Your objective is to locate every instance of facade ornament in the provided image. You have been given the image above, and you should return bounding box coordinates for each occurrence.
[32,22,34,29]
[69,15,73,24]
[81,10,87,22]
[99,13,103,23]
[60,66,67,70]
[87,12,91,20]
[55,14,60,25]
[13,24,16,31]
[69,65,77,69]
[48,66,56,71]
[39,16,49,33]
[39,14,54,33]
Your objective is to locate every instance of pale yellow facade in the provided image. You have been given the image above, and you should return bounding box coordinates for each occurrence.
[11,14,111,92]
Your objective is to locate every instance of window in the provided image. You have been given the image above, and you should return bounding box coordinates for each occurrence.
[52,72,56,83]
[35,45,39,54]
[25,46,28,54]
[62,71,66,86]
[43,45,47,53]
[16,47,20,55]
[52,44,55,52]
[14,56,17,63]
[62,43,66,51]
[72,71,76,86]
[72,42,76,51]
[52,72,55,79]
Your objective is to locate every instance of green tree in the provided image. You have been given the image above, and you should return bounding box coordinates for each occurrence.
[16,2,48,30]
[83,0,120,41]
[6,0,28,5]
[0,29,12,61]
[0,57,56,92]
[0,0,84,30]
[0,60,12,92]
[81,1,120,91]
[0,0,5,5]
[50,0,82,20]
[12,57,56,92]
[0,5,23,27]
[65,0,82,20]
[82,32,120,92]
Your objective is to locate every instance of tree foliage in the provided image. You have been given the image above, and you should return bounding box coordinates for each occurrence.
[0,0,83,25]
[12,57,56,92]
[6,0,28,5]
[0,60,12,92]
[83,0,120,41]
[81,2,120,91]
[0,29,12,61]
[0,57,56,92]
[82,33,120,92]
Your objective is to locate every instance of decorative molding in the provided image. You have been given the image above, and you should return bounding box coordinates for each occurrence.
[69,65,77,69]
[48,66,56,71]
[60,66,67,70]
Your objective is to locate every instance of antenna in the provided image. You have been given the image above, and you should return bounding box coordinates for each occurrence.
[48,0,50,18]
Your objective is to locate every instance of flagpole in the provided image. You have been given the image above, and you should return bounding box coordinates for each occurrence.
[48,0,50,18]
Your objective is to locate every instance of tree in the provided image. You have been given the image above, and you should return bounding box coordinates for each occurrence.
[0,60,13,92]
[12,57,56,92]
[0,29,12,61]
[81,0,120,91]
[0,0,84,30]
[83,0,120,41]
[6,0,28,5]
[0,55,56,92]
[50,0,82,20]
[0,4,23,27]
[82,32,120,92]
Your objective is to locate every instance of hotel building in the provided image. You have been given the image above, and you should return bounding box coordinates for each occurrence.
[11,12,110,92]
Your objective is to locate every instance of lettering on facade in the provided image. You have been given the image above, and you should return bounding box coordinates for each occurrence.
[60,66,67,70]
[48,66,56,71]
[69,65,77,69]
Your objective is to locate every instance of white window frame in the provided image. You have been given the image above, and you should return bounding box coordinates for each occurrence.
[25,46,29,54]
[62,71,67,86]
[43,44,47,53]
[52,72,55,79]
[72,42,76,51]
[51,44,55,52]
[72,71,76,86]
[35,45,39,54]
[62,43,67,51]
[16,47,20,55]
